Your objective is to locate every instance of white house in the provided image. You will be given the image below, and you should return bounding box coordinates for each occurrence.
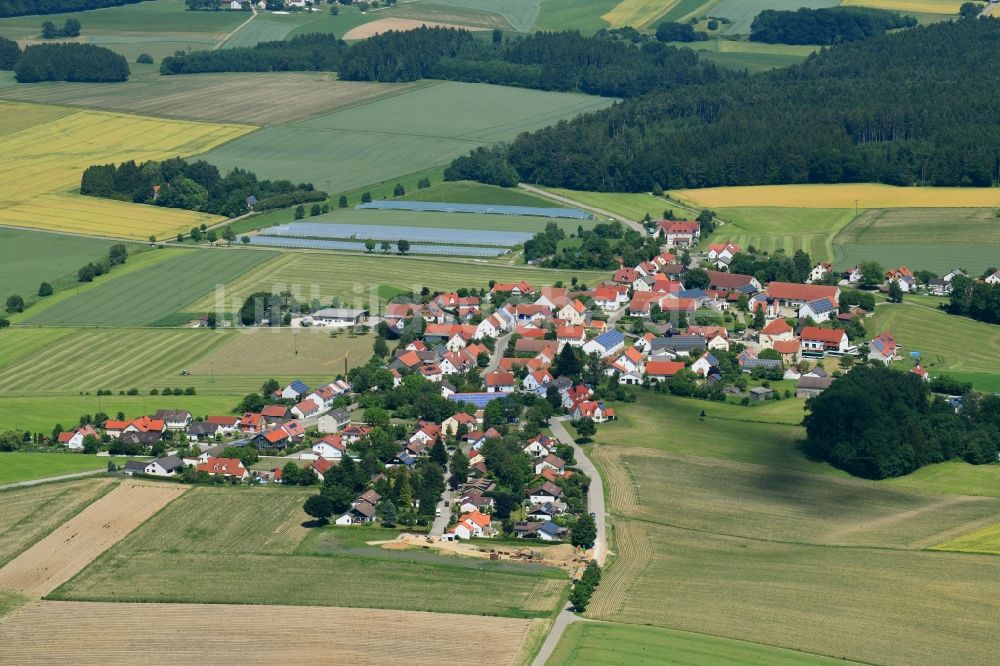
[800,327,849,354]
[154,410,192,431]
[312,434,346,460]
[291,399,321,419]
[985,270,1000,286]
[808,262,832,283]
[557,300,587,326]
[798,298,837,323]
[581,329,625,358]
[143,456,184,477]
[475,313,504,340]
[527,481,563,505]
[281,380,309,401]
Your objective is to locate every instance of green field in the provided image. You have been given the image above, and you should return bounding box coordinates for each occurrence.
[932,522,1000,555]
[886,460,1000,497]
[25,249,275,326]
[187,251,609,312]
[547,621,851,666]
[0,394,241,432]
[868,303,1000,391]
[264,207,592,235]
[400,180,564,208]
[832,207,1000,274]
[219,10,301,48]
[426,0,541,31]
[710,0,840,34]
[0,71,414,126]
[0,228,125,303]
[197,81,612,194]
[54,486,569,617]
[0,453,116,485]
[0,479,113,567]
[539,188,680,222]
[712,207,858,262]
[534,0,617,32]
[683,39,817,72]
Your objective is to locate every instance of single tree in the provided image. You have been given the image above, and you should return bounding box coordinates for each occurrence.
[206,229,217,243]
[380,240,391,253]
[571,512,597,549]
[41,20,58,38]
[37,282,53,297]
[136,52,154,64]
[751,305,766,329]
[380,498,398,527]
[148,235,157,244]
[365,239,376,253]
[5,294,24,313]
[574,418,597,442]
[361,191,372,203]
[294,205,305,219]
[393,183,405,196]
[888,280,904,303]
[303,494,334,525]
[397,239,410,255]
[338,195,348,208]
[430,439,448,466]
[241,235,250,245]
[373,335,388,358]
[222,226,236,242]
[449,448,469,488]
[310,204,322,216]
[63,19,81,37]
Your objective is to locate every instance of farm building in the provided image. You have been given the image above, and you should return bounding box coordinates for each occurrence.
[310,308,369,327]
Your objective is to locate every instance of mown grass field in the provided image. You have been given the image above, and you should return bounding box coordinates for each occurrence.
[547,621,851,666]
[0,71,413,126]
[885,461,1000,497]
[26,249,275,326]
[0,228,122,300]
[674,183,1000,209]
[0,479,112,565]
[584,432,1000,666]
[933,523,1000,556]
[55,486,569,618]
[401,180,564,208]
[710,0,838,34]
[0,455,114,486]
[425,0,541,31]
[600,0,672,28]
[831,207,1000,273]
[711,207,857,262]
[540,187,679,221]
[534,0,617,32]
[0,101,249,239]
[0,395,241,433]
[868,303,1000,391]
[683,39,817,72]
[187,251,609,312]
[197,81,612,194]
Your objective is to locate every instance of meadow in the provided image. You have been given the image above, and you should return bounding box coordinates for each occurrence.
[26,249,275,326]
[425,0,541,31]
[0,395,241,432]
[933,523,1000,555]
[711,207,857,262]
[401,180,564,208]
[0,479,113,565]
[539,187,682,222]
[673,183,1000,209]
[534,0,617,32]
[0,101,249,239]
[187,251,609,313]
[684,39,816,72]
[868,303,1000,391]
[0,454,117,485]
[0,71,413,126]
[54,486,569,618]
[0,228,123,301]
[197,81,612,194]
[831,207,1000,273]
[710,0,839,34]
[547,621,849,666]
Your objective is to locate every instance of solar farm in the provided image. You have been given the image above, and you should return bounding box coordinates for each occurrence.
[356,200,593,220]
[249,236,513,257]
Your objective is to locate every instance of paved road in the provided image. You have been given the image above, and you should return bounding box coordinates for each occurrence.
[0,468,106,491]
[518,184,646,235]
[429,486,453,536]
[531,602,590,666]
[549,417,607,564]
[485,332,513,374]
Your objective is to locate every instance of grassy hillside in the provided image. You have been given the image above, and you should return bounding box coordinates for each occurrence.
[0,229,124,302]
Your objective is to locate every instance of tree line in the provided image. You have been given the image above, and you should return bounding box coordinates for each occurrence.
[0,0,145,18]
[160,33,346,74]
[805,365,1000,479]
[947,274,1000,324]
[14,42,128,82]
[750,7,916,45]
[80,157,323,218]
[452,18,1000,191]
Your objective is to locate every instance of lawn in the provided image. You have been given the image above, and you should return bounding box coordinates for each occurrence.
[867,303,1000,389]
[54,486,569,618]
[711,207,857,262]
[547,621,851,666]
[25,248,275,326]
[186,250,610,312]
[0,71,414,126]
[674,183,1000,209]
[0,101,249,240]
[197,81,612,194]
[0,228,126,303]
[0,454,116,486]
[534,0,617,32]
[0,480,114,572]
[932,522,1000,555]
[831,207,1000,273]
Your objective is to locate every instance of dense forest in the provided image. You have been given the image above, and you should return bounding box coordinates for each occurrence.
[804,365,1000,479]
[80,157,324,217]
[453,18,1000,191]
[14,43,128,82]
[750,7,916,44]
[0,35,19,69]
[160,33,346,74]
[0,0,145,18]
[947,275,1000,324]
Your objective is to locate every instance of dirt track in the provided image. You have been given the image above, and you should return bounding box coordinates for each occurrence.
[0,601,539,665]
[0,481,186,596]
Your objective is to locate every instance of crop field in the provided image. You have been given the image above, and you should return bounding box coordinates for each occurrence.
[600,0,673,28]
[197,82,612,193]
[586,442,1000,666]
[710,0,839,34]
[684,39,817,72]
[26,249,275,326]
[55,487,569,617]
[424,0,541,31]
[0,101,249,239]
[868,303,1000,391]
[0,481,185,596]
[0,479,112,567]
[380,2,511,30]
[534,0,617,32]
[220,11,301,48]
[841,0,963,14]
[0,228,120,300]
[711,207,857,262]
[933,523,1000,555]
[0,72,413,126]
[831,207,1000,273]
[343,18,487,40]
[188,251,609,312]
[548,621,848,666]
[0,453,117,485]
[674,183,1000,209]
[0,602,541,666]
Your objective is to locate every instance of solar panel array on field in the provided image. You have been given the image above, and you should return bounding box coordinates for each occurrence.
[248,236,510,257]
[356,200,593,220]
[260,222,532,247]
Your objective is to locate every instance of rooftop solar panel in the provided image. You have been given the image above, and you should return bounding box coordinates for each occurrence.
[355,200,593,220]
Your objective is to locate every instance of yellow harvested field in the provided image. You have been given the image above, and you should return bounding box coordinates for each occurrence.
[0,481,186,596]
[841,0,962,14]
[0,101,251,239]
[602,0,673,28]
[343,17,486,39]
[0,601,541,665]
[673,183,1000,209]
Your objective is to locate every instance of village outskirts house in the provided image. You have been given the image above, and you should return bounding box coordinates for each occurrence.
[154,410,192,431]
[800,327,849,356]
[317,408,352,434]
[57,424,98,450]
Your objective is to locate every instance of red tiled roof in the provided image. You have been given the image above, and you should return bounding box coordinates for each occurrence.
[767,282,839,303]
[261,405,288,418]
[773,339,800,354]
[801,326,847,344]
[646,360,685,376]
[761,318,793,335]
[486,371,515,386]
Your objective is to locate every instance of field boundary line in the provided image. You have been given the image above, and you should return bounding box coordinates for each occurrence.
[216,5,258,50]
[0,470,108,492]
